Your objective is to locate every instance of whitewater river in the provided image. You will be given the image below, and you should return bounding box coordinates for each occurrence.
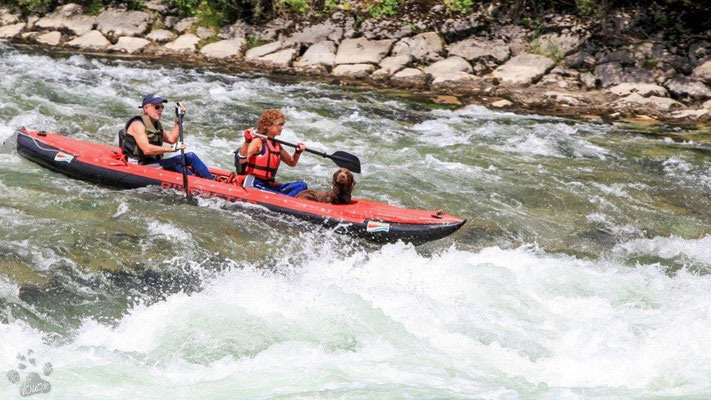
[1,42,710,399]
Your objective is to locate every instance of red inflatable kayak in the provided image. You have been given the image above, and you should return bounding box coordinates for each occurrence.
[15,128,465,244]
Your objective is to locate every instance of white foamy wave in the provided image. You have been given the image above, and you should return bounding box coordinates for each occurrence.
[146,220,192,242]
[613,235,711,267]
[55,244,711,397]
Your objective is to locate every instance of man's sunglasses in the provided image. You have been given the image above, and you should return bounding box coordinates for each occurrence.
[152,104,164,110]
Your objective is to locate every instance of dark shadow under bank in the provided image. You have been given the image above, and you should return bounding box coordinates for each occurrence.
[8,42,711,132]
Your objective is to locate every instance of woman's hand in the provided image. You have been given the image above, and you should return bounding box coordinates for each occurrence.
[295,143,306,154]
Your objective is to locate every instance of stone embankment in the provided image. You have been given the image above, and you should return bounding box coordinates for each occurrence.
[2,3,711,126]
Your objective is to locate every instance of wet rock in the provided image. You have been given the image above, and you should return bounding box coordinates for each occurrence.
[391,68,427,86]
[376,54,412,75]
[391,32,443,64]
[284,20,344,47]
[252,48,297,67]
[332,63,375,78]
[334,38,395,65]
[174,17,197,34]
[96,9,152,40]
[164,33,200,53]
[692,60,711,84]
[196,27,216,39]
[218,20,253,40]
[613,93,682,111]
[66,30,110,50]
[294,40,336,67]
[360,18,412,40]
[199,38,245,59]
[35,31,61,46]
[146,29,176,43]
[664,77,711,101]
[608,82,668,97]
[109,36,150,54]
[532,33,587,59]
[493,53,555,85]
[245,41,282,60]
[0,23,25,39]
[448,38,510,64]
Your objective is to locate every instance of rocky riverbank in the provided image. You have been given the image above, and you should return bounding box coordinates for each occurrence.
[1,2,711,127]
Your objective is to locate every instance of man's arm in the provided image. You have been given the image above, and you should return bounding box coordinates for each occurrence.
[127,121,173,156]
[163,116,180,144]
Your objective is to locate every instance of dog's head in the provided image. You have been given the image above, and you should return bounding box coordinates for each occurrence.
[331,168,355,202]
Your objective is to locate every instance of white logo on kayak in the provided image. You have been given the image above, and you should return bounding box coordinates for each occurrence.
[366,221,390,233]
[54,152,74,163]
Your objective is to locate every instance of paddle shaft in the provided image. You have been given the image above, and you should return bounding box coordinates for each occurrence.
[253,133,361,173]
[176,105,190,199]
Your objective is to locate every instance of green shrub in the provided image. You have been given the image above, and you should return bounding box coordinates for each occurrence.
[367,0,404,18]
[443,0,473,13]
[277,0,310,14]
[15,0,54,15]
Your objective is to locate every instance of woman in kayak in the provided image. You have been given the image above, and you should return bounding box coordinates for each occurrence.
[119,93,214,180]
[235,109,308,197]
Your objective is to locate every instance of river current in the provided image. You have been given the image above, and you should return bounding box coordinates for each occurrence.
[1,42,710,399]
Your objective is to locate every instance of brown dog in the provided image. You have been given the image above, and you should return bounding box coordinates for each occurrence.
[296,168,355,204]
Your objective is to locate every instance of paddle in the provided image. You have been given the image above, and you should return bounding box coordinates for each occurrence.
[175,103,191,199]
[254,133,361,173]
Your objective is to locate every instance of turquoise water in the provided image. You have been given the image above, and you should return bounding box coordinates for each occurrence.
[1,42,711,399]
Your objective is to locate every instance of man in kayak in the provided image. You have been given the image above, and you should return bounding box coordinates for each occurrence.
[119,93,214,180]
[235,109,308,196]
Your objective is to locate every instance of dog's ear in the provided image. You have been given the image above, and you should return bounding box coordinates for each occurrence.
[332,170,340,186]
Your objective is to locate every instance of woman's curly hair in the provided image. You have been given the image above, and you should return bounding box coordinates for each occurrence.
[256,109,284,134]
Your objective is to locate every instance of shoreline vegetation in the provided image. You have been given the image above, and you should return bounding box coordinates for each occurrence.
[1,0,711,128]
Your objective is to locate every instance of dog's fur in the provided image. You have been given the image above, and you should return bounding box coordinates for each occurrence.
[296,168,355,204]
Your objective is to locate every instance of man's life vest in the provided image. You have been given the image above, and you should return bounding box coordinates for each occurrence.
[118,115,164,164]
[244,136,282,181]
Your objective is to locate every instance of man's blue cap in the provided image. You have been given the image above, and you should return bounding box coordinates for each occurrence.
[140,93,167,108]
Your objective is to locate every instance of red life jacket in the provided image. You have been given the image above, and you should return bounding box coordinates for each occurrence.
[245,136,282,181]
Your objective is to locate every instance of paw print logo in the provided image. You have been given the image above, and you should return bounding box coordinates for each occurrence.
[5,349,52,397]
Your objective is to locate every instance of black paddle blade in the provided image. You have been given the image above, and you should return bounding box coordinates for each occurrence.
[330,151,361,173]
